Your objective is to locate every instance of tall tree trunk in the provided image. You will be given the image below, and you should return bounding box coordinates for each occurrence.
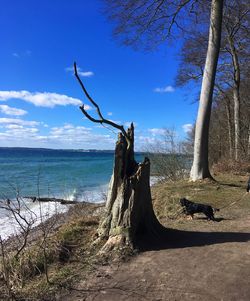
[225,99,233,159]
[98,124,164,251]
[228,36,241,161]
[233,88,241,160]
[216,85,233,159]
[190,0,224,181]
[248,123,250,158]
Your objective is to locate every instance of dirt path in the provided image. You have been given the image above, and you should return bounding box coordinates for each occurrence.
[60,207,250,301]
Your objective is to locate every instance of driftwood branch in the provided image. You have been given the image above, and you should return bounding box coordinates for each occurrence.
[27,197,79,205]
[73,62,130,144]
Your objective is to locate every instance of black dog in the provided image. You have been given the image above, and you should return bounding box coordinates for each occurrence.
[180,198,219,221]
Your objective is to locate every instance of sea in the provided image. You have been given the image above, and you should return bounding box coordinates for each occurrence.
[0,147,145,240]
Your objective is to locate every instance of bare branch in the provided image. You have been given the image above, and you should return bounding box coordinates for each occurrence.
[167,0,195,37]
[74,62,130,142]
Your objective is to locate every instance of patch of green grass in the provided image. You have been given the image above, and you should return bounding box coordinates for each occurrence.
[152,173,250,223]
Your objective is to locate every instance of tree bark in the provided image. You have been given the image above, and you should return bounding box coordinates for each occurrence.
[228,36,241,161]
[215,85,233,159]
[248,123,250,157]
[97,124,163,251]
[190,0,224,181]
[233,88,241,160]
[224,98,233,159]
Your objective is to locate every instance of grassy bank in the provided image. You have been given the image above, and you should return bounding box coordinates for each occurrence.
[0,203,106,300]
[152,173,249,231]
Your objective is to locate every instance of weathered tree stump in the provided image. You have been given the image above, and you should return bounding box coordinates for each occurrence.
[74,62,164,251]
[97,124,164,251]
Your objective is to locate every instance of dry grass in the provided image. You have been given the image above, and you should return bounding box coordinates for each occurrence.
[0,203,105,301]
[1,174,249,300]
[152,173,250,229]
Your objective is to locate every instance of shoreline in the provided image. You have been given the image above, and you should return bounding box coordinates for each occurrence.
[0,176,160,241]
[1,200,105,258]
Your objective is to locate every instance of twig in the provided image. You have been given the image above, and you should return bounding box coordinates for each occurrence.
[73,62,131,146]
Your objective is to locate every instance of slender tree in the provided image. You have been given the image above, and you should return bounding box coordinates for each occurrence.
[190,0,224,180]
[223,1,249,160]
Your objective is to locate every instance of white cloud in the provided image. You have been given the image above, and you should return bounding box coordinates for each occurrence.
[0,104,27,116]
[12,52,20,58]
[182,123,193,133]
[0,90,88,108]
[49,124,92,140]
[49,124,115,147]
[65,66,94,78]
[0,118,39,127]
[107,112,113,116]
[12,50,31,58]
[41,122,49,128]
[5,124,24,129]
[0,122,116,149]
[148,128,165,136]
[78,71,94,77]
[0,122,39,142]
[154,85,175,93]
[137,135,158,144]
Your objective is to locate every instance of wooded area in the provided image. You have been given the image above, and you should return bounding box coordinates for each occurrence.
[103,0,249,178]
[177,0,249,167]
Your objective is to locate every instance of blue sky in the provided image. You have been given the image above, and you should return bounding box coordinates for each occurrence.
[0,0,198,150]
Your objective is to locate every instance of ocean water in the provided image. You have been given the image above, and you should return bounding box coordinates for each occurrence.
[0,148,116,202]
[0,147,144,239]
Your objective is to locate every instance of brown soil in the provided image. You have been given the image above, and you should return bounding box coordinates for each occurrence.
[58,180,250,301]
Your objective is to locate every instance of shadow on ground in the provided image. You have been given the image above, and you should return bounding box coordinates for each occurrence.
[218,182,243,188]
[195,216,226,222]
[138,227,250,251]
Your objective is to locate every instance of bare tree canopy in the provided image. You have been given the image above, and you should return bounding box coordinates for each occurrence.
[102,0,209,49]
[176,0,249,87]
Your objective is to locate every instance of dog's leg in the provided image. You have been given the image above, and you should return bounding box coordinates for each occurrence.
[207,214,215,221]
